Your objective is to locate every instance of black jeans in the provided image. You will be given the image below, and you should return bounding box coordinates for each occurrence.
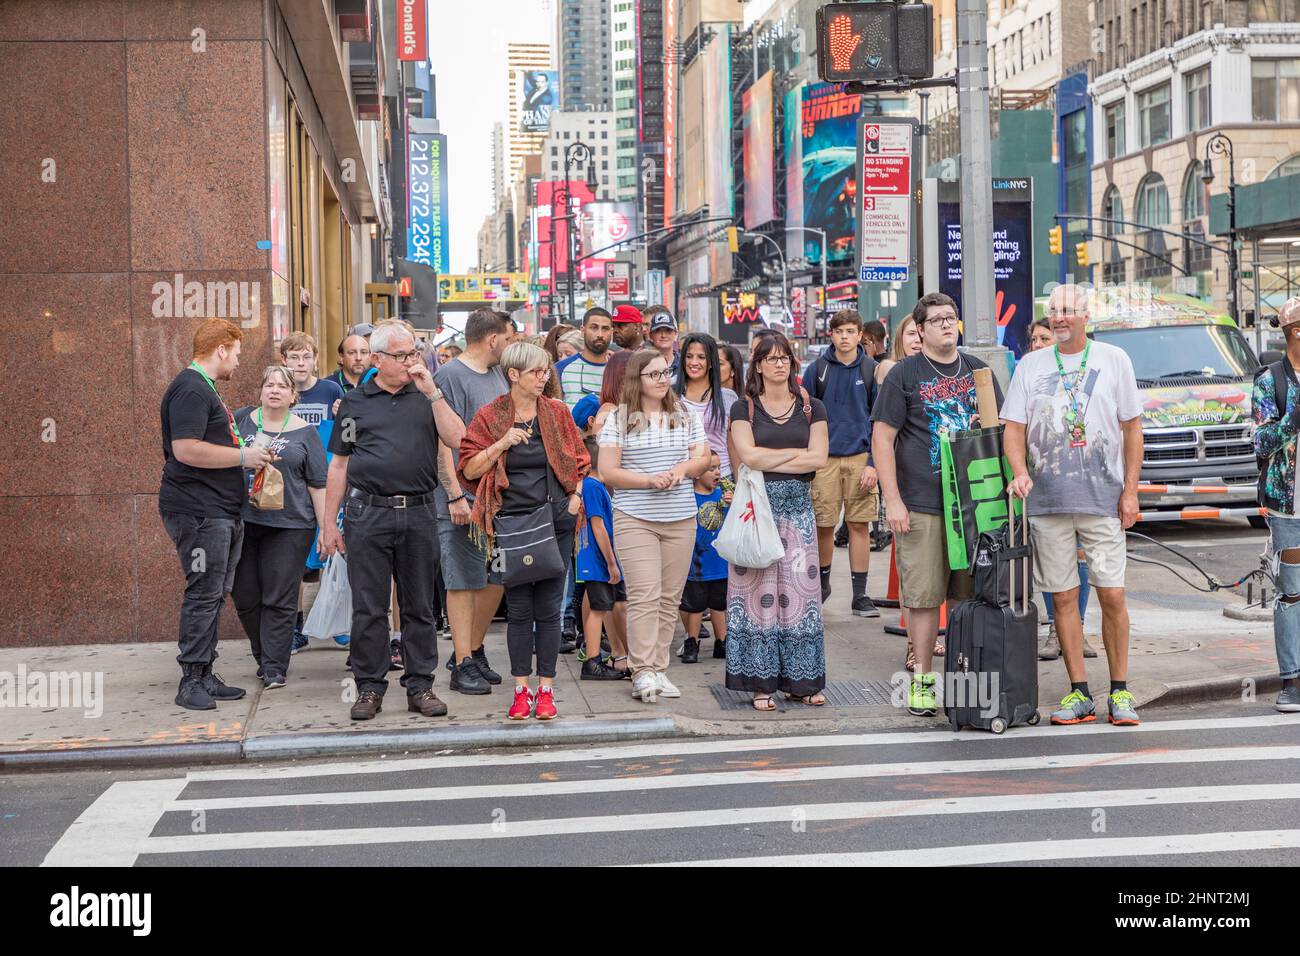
[161,513,244,667]
[343,496,440,696]
[231,523,316,680]
[505,508,576,679]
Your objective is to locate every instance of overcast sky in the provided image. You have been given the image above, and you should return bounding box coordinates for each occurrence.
[428,1,553,273]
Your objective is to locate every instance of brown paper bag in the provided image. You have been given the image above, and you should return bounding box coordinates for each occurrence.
[250,463,285,510]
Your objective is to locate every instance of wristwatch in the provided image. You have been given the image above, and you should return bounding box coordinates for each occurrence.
[428,388,445,403]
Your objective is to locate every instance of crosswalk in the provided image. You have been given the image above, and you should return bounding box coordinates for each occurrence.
[42,713,1300,867]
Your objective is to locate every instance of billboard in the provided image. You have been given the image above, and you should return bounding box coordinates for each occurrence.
[436,274,528,304]
[786,81,862,264]
[534,179,596,299]
[743,71,775,229]
[396,0,426,62]
[662,0,676,228]
[703,24,734,218]
[407,129,449,274]
[580,202,636,280]
[937,178,1035,356]
[518,70,558,133]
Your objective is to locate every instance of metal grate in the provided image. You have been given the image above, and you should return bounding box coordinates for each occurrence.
[709,680,895,711]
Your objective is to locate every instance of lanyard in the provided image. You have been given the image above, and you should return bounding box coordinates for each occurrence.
[189,361,244,448]
[1053,342,1091,424]
[255,407,287,439]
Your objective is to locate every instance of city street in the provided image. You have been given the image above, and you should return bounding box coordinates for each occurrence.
[5,699,1297,868]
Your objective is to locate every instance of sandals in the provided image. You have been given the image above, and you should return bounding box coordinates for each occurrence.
[933,639,945,657]
[789,693,827,706]
[752,694,777,711]
[904,643,917,672]
[612,655,632,679]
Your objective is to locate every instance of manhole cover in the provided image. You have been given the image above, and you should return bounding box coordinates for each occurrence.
[709,680,894,711]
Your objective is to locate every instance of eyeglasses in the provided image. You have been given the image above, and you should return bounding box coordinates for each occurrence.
[378,349,420,363]
[921,316,959,328]
[763,354,792,366]
[525,367,553,380]
[640,369,672,382]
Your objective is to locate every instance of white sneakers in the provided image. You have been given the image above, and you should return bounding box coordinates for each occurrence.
[632,673,659,703]
[631,671,682,702]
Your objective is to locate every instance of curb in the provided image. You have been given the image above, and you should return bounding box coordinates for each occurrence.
[0,717,680,774]
[1222,605,1273,622]
[1146,672,1283,708]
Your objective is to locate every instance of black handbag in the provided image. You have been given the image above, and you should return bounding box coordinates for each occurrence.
[493,501,565,587]
[972,488,1033,609]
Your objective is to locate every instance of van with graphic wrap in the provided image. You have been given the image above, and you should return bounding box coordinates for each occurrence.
[1033,287,1264,525]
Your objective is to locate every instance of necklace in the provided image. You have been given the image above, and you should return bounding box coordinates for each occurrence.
[761,393,798,424]
[518,415,539,438]
[922,350,964,380]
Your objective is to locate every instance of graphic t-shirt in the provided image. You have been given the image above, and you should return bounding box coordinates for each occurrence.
[432,358,508,517]
[556,353,609,408]
[689,486,729,582]
[1000,340,1142,518]
[871,351,1001,515]
[234,410,328,529]
[292,378,345,427]
[577,476,620,582]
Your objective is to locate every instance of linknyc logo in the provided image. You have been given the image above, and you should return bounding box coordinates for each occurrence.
[49,886,151,936]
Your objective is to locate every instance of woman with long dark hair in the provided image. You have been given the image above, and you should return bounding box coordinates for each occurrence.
[674,333,738,477]
[726,332,829,710]
[718,345,745,396]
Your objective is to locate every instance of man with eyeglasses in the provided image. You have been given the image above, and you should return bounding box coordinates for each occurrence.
[872,292,1002,718]
[321,323,467,720]
[1003,283,1144,727]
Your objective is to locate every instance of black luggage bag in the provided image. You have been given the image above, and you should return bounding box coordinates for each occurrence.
[944,491,1040,734]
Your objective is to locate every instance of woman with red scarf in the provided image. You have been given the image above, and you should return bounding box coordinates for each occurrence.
[459,342,590,720]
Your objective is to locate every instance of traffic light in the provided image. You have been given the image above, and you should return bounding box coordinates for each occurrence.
[816,3,934,84]
[1075,241,1089,268]
[726,227,740,254]
[1048,225,1063,256]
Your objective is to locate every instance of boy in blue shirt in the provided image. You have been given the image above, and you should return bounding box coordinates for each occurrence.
[679,453,730,663]
[575,400,628,680]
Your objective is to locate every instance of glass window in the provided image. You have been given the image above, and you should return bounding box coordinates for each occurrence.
[1185,66,1211,132]
[1253,59,1300,121]
[1182,161,1204,221]
[1267,154,1300,179]
[1105,101,1126,159]
[1136,173,1170,226]
[1102,185,1124,236]
[1138,83,1171,147]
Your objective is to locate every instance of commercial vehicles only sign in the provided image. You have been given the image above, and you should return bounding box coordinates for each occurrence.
[857,120,913,283]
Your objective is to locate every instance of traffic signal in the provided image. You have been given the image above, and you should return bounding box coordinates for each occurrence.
[1075,241,1089,268]
[726,227,740,254]
[1048,225,1062,256]
[816,3,934,84]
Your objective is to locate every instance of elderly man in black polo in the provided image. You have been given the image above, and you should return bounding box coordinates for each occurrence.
[321,322,466,719]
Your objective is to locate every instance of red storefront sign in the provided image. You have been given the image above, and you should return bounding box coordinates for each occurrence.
[397,0,426,62]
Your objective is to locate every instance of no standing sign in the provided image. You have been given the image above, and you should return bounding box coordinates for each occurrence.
[857,119,916,283]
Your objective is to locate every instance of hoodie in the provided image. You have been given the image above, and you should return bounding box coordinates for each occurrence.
[801,345,876,458]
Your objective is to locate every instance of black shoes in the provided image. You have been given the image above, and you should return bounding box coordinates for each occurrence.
[680,637,700,664]
[450,658,491,695]
[200,665,246,701]
[559,621,578,654]
[472,646,502,685]
[713,638,726,659]
[350,690,383,720]
[388,639,404,671]
[581,656,625,680]
[176,663,216,711]
[698,624,710,642]
[852,595,881,618]
[821,578,832,604]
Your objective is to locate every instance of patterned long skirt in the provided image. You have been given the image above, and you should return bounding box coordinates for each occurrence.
[724,478,826,697]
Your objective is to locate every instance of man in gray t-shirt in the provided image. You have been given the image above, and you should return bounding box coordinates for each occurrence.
[432,309,510,695]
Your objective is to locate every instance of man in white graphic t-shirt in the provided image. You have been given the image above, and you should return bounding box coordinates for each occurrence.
[1003,284,1145,729]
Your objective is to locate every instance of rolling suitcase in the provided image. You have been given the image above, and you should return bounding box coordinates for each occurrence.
[944,491,1039,734]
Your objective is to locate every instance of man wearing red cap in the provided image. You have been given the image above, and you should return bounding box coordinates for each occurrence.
[612,304,646,351]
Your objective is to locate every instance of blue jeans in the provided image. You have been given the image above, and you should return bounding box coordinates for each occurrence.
[1043,560,1090,623]
[1267,516,1300,680]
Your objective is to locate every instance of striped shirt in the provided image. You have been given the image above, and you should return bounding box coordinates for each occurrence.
[556,353,609,408]
[598,406,705,522]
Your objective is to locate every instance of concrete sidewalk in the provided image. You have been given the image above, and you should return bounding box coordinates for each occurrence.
[0,547,1283,770]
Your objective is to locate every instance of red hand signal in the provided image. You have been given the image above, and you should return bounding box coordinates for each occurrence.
[828,14,863,72]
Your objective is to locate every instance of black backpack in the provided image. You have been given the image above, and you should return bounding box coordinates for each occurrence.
[1255,359,1292,504]
[810,351,877,406]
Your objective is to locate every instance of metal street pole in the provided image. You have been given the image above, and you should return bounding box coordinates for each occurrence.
[1203,132,1240,327]
[745,231,789,329]
[955,0,1010,382]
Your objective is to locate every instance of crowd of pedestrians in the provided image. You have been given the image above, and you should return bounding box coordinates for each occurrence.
[157,289,1300,723]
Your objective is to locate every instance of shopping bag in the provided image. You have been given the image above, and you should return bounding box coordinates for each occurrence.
[713,464,785,569]
[939,424,1013,571]
[302,554,352,639]
[249,463,285,510]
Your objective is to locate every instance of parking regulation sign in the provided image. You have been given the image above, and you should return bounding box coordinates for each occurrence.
[856,120,914,284]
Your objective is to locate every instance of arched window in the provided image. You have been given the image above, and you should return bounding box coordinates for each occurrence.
[1267,154,1300,180]
[1182,161,1205,221]
[1135,173,1171,226]
[1101,185,1127,284]
[1102,185,1124,236]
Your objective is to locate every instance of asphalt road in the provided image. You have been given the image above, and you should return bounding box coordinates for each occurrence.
[1126,518,1270,604]
[6,699,1297,868]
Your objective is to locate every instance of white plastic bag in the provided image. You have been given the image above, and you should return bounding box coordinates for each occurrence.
[713,464,785,569]
[302,554,352,639]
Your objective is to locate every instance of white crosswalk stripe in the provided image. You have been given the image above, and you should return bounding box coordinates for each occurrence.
[42,713,1300,867]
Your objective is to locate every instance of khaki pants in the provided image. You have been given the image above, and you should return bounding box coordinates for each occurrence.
[613,510,695,679]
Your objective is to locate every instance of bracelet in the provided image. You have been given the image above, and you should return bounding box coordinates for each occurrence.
[447,493,467,505]
[239,447,245,467]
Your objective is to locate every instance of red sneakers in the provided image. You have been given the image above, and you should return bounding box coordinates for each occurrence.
[534,686,558,720]
[508,686,533,720]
